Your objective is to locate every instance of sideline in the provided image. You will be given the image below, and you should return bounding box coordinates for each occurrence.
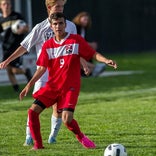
[99,70,144,77]
[0,54,36,86]
[0,70,144,86]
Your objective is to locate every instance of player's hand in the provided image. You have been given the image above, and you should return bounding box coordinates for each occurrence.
[19,86,30,100]
[84,66,91,76]
[0,61,8,69]
[106,60,117,69]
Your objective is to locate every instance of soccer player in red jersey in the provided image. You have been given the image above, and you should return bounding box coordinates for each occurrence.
[0,0,86,146]
[19,12,117,150]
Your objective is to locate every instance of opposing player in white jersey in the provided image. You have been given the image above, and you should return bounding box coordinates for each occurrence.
[0,0,87,146]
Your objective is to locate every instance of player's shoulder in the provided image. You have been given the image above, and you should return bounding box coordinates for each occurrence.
[70,33,83,38]
[68,33,84,41]
[66,20,75,26]
[43,37,53,46]
[33,18,50,31]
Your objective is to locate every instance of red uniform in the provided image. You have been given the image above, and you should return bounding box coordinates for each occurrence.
[33,33,96,111]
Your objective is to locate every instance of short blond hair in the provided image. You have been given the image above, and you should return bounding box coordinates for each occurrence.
[45,0,67,8]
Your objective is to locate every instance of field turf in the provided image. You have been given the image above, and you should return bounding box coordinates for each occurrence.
[0,52,156,156]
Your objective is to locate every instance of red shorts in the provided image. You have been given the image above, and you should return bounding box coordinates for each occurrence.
[33,86,80,111]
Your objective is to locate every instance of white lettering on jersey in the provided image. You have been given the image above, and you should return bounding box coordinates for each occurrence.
[47,43,79,59]
[44,30,54,41]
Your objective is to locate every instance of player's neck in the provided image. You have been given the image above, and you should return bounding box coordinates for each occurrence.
[55,32,68,42]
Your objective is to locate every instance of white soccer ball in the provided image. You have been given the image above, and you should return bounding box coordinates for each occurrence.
[104,143,127,156]
[11,19,26,34]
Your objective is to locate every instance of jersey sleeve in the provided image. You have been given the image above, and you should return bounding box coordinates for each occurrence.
[36,42,49,67]
[20,24,42,52]
[77,35,96,60]
[66,20,77,34]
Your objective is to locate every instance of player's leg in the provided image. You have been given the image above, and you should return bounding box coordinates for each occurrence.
[2,53,20,92]
[28,100,45,150]
[62,110,96,149]
[24,68,32,82]
[60,89,96,148]
[92,62,106,77]
[11,57,32,82]
[23,81,45,146]
[48,104,62,143]
[6,66,20,92]
[12,66,32,82]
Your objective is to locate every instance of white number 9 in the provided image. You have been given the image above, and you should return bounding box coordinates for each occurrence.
[60,58,64,68]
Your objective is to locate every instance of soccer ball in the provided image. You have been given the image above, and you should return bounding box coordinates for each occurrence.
[104,143,127,156]
[11,19,26,34]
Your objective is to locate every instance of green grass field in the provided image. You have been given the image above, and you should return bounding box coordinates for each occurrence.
[0,52,156,156]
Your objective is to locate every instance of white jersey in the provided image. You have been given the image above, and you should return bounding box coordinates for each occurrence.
[21,18,77,83]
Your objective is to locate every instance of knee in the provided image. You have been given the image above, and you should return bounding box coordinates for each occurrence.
[6,67,13,75]
[52,111,62,118]
[29,103,43,114]
[62,112,73,125]
[62,117,71,125]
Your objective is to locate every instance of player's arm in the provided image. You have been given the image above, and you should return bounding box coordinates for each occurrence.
[0,46,27,69]
[20,42,48,100]
[78,35,117,69]
[19,66,46,100]
[93,52,117,69]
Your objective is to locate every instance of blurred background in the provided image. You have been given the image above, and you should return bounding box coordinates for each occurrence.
[10,0,156,53]
[0,0,156,84]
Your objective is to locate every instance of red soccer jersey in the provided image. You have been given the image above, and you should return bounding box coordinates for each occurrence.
[36,33,96,93]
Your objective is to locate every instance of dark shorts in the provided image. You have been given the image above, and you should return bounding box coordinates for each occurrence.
[3,54,22,68]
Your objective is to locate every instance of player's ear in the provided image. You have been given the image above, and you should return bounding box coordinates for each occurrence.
[50,24,54,31]
[49,21,53,30]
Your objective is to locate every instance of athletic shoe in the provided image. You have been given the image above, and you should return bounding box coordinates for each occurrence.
[13,84,20,92]
[23,137,33,146]
[25,68,32,82]
[48,136,56,144]
[76,134,96,149]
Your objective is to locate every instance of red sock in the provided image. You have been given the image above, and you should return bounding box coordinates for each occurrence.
[28,109,43,148]
[65,119,84,139]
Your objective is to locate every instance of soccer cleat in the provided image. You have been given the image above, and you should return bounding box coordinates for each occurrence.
[25,68,32,82]
[48,136,56,144]
[23,137,33,146]
[76,134,96,149]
